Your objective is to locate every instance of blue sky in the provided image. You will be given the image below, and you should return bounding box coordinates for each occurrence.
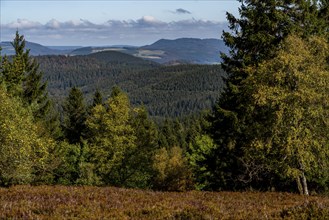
[1,1,240,46]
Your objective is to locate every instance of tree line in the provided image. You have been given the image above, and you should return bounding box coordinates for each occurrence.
[0,0,328,195]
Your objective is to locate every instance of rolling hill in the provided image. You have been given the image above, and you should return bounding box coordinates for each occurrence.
[136,38,228,64]
[0,41,72,56]
[2,38,228,64]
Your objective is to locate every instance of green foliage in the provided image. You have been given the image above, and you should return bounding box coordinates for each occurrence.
[4,31,50,119]
[0,32,57,141]
[187,135,216,190]
[52,142,81,185]
[0,86,55,186]
[152,146,193,191]
[36,53,226,118]
[124,107,159,188]
[207,0,329,192]
[91,89,103,108]
[43,101,63,140]
[62,87,87,144]
[87,87,137,185]
[243,35,329,194]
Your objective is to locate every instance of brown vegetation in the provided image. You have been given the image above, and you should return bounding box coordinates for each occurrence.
[0,186,328,219]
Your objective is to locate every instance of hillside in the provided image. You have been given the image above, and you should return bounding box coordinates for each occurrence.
[0,41,70,56]
[36,51,226,118]
[137,38,228,64]
[70,38,228,64]
[2,38,228,64]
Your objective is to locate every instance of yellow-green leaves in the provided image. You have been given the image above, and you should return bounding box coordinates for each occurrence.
[246,35,329,194]
[0,87,54,185]
[86,88,136,185]
[153,146,193,191]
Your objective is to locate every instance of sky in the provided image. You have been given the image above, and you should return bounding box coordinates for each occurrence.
[0,0,240,46]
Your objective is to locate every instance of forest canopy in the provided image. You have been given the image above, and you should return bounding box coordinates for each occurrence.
[0,0,328,195]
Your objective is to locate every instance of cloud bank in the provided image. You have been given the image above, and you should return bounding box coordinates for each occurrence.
[1,17,228,46]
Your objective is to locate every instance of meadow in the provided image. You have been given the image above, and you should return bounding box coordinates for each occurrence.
[0,185,329,219]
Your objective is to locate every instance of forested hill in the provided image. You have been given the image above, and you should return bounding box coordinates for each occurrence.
[138,38,228,64]
[70,38,228,64]
[1,38,228,64]
[0,41,70,55]
[37,50,226,118]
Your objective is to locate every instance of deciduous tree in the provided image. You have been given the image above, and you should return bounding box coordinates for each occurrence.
[86,87,136,185]
[243,35,329,195]
[207,0,329,191]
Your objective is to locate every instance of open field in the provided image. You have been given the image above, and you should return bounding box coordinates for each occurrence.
[0,185,328,219]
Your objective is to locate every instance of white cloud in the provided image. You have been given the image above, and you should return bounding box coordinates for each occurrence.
[1,17,228,46]
[5,19,42,29]
[46,19,61,29]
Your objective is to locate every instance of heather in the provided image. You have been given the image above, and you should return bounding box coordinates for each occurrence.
[1,185,329,219]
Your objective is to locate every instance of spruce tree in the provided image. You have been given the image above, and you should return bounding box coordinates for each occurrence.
[207,0,328,190]
[7,31,50,119]
[91,89,103,107]
[62,87,87,144]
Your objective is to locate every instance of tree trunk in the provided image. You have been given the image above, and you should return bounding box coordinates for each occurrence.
[296,176,303,195]
[301,172,309,196]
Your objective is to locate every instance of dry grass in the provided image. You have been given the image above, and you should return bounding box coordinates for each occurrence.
[0,185,328,219]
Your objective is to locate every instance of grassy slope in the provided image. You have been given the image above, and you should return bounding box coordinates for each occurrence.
[1,186,328,219]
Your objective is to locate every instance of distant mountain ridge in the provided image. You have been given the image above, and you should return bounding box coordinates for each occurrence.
[1,38,228,64]
[138,38,228,64]
[0,41,73,56]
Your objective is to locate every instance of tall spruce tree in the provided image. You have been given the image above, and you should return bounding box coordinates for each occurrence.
[4,31,50,119]
[62,87,87,144]
[207,0,328,190]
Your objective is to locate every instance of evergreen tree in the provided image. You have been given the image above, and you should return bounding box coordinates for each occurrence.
[62,87,87,144]
[4,31,50,119]
[91,89,103,107]
[44,101,63,140]
[207,0,328,190]
[126,106,159,188]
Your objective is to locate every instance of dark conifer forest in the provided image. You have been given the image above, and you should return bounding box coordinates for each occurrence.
[0,0,328,203]
[36,53,226,118]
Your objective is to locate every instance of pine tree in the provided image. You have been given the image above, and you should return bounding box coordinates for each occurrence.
[62,87,87,144]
